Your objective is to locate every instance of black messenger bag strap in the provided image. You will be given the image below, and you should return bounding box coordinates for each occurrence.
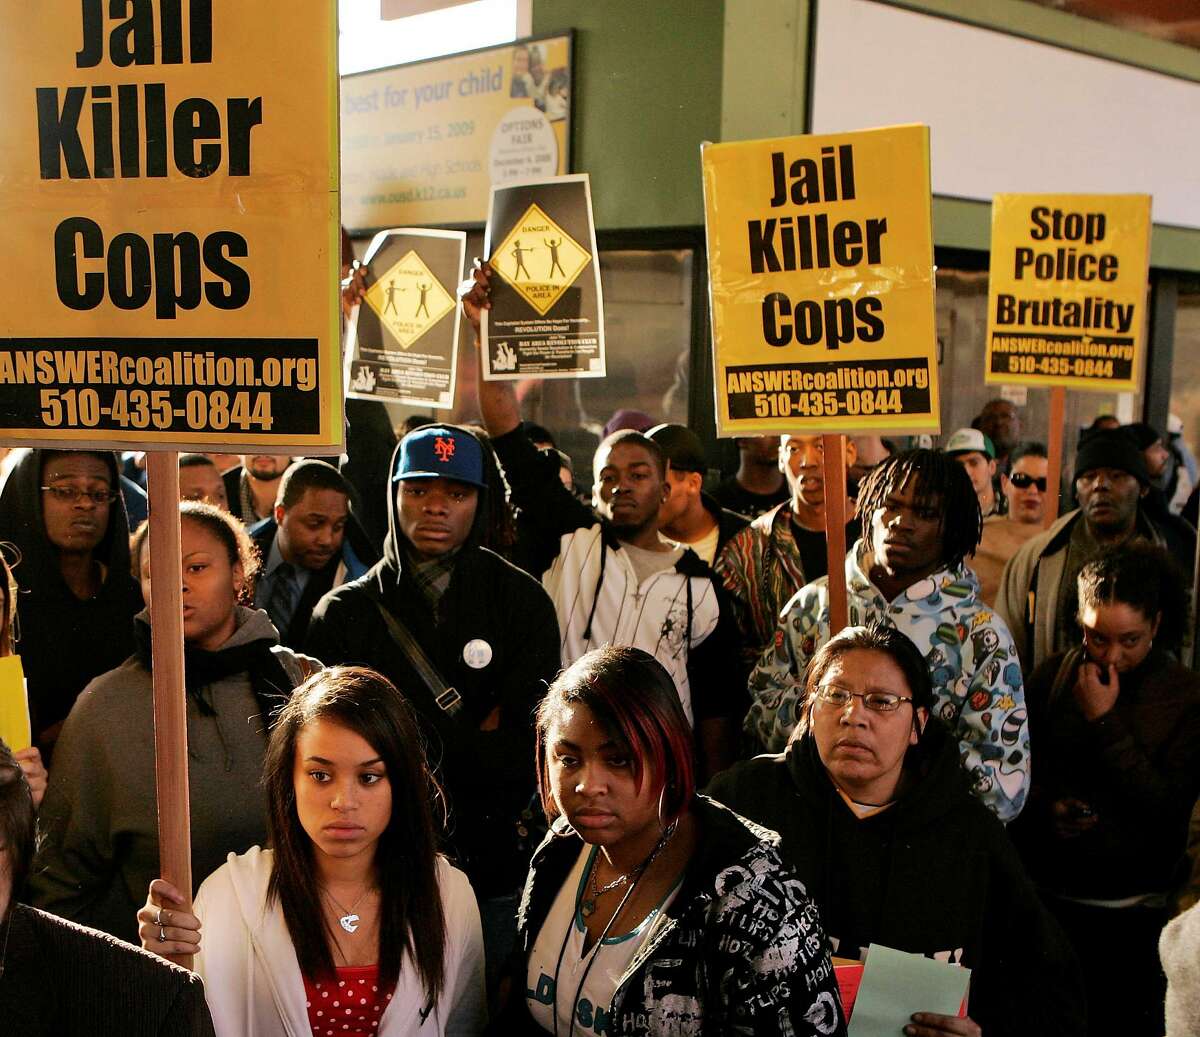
[371,599,463,718]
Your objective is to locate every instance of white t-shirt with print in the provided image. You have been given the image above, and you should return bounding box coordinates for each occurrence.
[525,844,682,1036]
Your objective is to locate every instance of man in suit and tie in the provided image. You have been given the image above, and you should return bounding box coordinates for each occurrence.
[250,460,376,650]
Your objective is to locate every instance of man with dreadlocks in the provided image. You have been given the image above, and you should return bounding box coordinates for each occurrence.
[745,449,1030,822]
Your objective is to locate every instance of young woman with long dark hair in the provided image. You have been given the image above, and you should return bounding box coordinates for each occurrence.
[496,645,845,1036]
[139,666,485,1036]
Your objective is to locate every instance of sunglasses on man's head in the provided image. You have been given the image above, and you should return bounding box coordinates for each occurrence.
[1009,473,1047,492]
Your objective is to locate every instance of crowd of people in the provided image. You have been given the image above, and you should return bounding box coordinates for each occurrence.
[0,262,1198,1036]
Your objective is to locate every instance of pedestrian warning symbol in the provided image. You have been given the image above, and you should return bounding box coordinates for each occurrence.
[364,250,456,349]
[490,203,591,316]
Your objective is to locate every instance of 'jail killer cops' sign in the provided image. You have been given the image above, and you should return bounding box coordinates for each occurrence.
[0,0,340,449]
[42,0,258,318]
[703,125,940,437]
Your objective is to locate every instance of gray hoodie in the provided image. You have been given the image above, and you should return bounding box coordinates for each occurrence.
[30,606,318,943]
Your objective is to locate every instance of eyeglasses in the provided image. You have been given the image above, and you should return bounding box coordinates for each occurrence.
[40,485,117,505]
[1009,473,1047,492]
[815,685,914,713]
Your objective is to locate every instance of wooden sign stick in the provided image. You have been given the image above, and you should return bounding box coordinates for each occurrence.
[146,452,193,969]
[1044,387,1066,528]
[822,434,850,634]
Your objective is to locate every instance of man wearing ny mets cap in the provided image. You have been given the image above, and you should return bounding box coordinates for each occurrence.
[996,427,1195,672]
[307,424,560,982]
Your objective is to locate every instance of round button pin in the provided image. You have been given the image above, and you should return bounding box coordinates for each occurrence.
[462,638,493,669]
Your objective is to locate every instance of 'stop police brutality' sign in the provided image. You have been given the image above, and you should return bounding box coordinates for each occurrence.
[0,0,341,450]
[984,194,1151,393]
[703,125,940,437]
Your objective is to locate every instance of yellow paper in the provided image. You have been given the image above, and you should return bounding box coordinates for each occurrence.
[984,194,1151,392]
[703,124,940,437]
[0,656,31,753]
[0,1,341,450]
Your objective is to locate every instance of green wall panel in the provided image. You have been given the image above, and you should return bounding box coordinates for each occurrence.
[532,0,724,230]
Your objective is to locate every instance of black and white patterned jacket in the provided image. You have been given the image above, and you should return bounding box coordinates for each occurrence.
[498,796,847,1037]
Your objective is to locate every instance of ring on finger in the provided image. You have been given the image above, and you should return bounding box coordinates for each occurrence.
[155,907,163,926]
[159,924,167,943]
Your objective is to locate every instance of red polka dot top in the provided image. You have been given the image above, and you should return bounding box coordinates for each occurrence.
[303,965,397,1037]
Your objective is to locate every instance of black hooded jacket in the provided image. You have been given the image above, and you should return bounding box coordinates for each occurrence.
[0,448,142,747]
[305,429,561,896]
[707,722,1086,1036]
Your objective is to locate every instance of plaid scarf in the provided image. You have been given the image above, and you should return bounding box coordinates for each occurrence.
[407,548,459,612]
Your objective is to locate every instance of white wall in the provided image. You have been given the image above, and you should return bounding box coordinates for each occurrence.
[811,0,1200,229]
[339,0,517,75]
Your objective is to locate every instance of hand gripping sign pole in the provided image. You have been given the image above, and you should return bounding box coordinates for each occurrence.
[146,452,193,969]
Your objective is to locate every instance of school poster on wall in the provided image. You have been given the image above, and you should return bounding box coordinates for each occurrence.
[344,228,467,409]
[703,124,940,437]
[481,174,605,381]
[0,0,341,451]
[984,194,1151,392]
[341,33,572,231]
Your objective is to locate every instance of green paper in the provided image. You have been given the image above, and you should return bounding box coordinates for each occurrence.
[847,944,971,1037]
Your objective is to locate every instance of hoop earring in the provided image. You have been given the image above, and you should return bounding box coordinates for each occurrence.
[657,783,670,831]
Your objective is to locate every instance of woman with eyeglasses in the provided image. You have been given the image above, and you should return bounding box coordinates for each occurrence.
[709,625,1085,1037]
[495,645,845,1036]
[1010,543,1200,1037]
[30,502,319,943]
[0,448,143,754]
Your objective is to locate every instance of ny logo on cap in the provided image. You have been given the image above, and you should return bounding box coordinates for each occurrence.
[433,436,456,462]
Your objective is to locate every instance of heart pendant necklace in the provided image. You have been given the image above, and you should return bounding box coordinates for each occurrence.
[323,887,373,935]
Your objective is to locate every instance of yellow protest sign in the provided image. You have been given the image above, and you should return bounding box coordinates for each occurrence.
[0,0,341,450]
[984,194,1151,392]
[341,34,572,230]
[703,125,939,437]
[0,656,31,753]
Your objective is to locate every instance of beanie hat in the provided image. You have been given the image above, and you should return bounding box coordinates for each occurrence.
[1123,422,1162,452]
[1073,429,1151,486]
[601,409,655,438]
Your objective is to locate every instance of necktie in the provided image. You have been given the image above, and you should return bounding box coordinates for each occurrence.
[266,562,300,637]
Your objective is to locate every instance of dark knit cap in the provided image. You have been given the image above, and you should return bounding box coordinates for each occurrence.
[1123,422,1162,451]
[1073,428,1151,485]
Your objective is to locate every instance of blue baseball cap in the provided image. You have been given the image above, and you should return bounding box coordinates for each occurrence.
[392,426,487,488]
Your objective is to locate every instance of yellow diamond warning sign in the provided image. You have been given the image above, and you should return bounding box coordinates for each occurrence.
[364,250,456,349]
[490,203,591,316]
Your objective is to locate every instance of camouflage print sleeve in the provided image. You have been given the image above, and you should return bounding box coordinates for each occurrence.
[743,587,821,753]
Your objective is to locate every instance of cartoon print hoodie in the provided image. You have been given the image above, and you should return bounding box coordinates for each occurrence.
[745,540,1030,821]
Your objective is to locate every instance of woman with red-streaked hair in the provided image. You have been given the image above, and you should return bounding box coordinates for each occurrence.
[489,645,846,1037]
